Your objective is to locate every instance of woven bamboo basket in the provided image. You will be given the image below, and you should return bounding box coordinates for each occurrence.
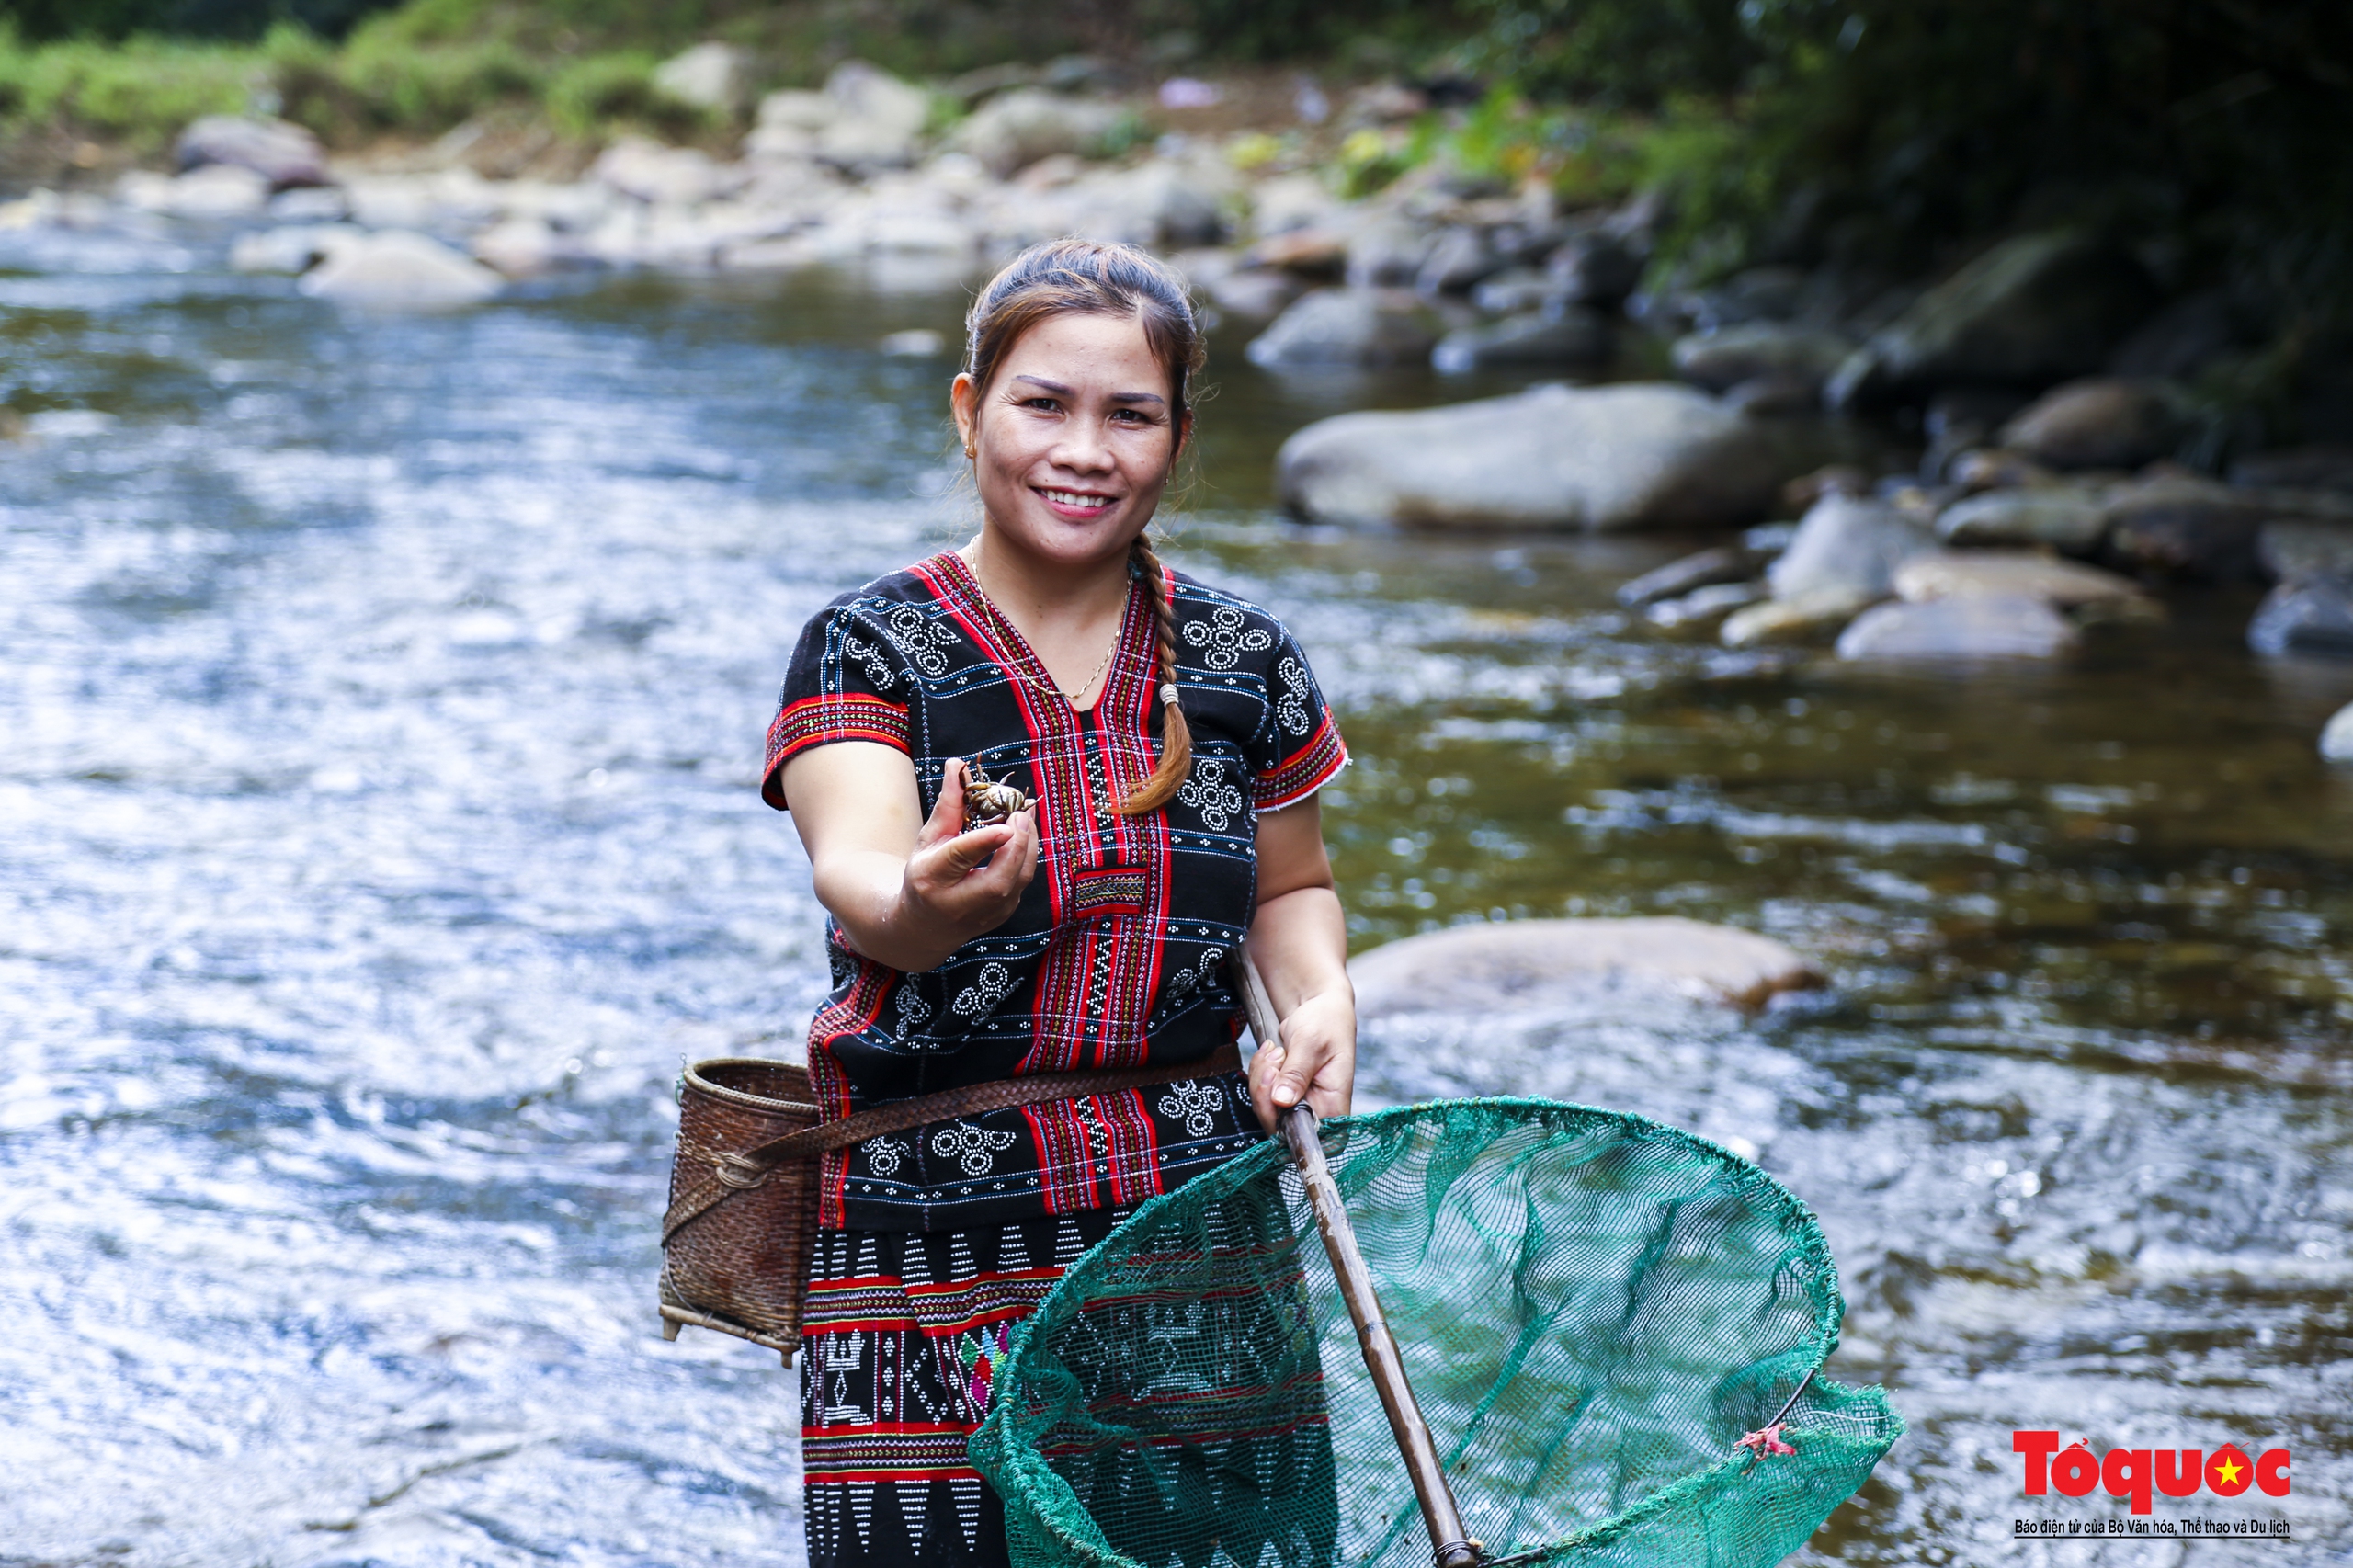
[660,1056,820,1365]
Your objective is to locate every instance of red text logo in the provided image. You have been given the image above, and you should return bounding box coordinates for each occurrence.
[2015,1432,2290,1516]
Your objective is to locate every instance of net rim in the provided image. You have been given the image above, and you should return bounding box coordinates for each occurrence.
[972,1096,1885,1567]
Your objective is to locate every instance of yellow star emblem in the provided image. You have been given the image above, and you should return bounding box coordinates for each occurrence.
[2214,1457,2244,1486]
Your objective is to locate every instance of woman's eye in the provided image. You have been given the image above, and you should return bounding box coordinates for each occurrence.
[1021,397,1060,412]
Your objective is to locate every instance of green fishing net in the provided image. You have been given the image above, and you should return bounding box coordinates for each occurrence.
[971,1099,1901,1568]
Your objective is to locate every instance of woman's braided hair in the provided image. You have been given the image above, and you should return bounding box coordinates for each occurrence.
[961,238,1207,816]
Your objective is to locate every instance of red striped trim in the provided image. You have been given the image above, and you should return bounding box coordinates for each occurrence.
[1255,711,1348,810]
[761,692,910,809]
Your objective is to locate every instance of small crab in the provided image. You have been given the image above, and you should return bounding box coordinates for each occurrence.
[961,760,1032,827]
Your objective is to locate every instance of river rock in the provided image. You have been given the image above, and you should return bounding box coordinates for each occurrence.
[175,115,327,187]
[1275,381,1790,531]
[1247,227,1349,277]
[1933,487,2110,554]
[2098,475,2271,581]
[1349,917,1821,1017]
[297,230,503,307]
[1827,232,2161,408]
[2259,518,2353,581]
[2108,289,2242,380]
[1719,585,1875,647]
[952,89,1122,177]
[1207,267,1304,319]
[1430,307,1610,372]
[1647,581,1765,629]
[816,61,932,170]
[1245,288,1440,368]
[1470,267,1554,315]
[1768,494,1936,600]
[1836,594,2080,660]
[1893,551,2143,607]
[592,137,733,206]
[2322,703,2353,762]
[1345,217,1436,287]
[1617,543,1757,607]
[1996,378,2187,470]
[1546,230,1643,308]
[1083,159,1223,247]
[120,163,270,219]
[229,222,360,274]
[2248,575,2353,659]
[2234,446,2353,493]
[1415,225,1501,294]
[653,42,750,113]
[1670,323,1850,395]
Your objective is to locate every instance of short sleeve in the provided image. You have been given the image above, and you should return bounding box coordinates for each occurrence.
[760,601,915,811]
[1248,629,1348,812]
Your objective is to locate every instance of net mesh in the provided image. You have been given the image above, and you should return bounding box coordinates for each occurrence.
[972,1098,1901,1568]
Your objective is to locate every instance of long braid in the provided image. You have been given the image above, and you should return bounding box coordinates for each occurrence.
[1117,533,1192,815]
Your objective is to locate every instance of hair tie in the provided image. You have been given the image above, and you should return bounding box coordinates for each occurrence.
[1160,683,1180,708]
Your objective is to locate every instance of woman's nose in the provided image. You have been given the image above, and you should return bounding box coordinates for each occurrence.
[1050,423,1116,472]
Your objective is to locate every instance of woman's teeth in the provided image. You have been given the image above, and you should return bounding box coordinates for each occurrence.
[1042,489,1110,510]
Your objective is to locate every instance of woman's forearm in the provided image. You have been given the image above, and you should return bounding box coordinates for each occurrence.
[1245,885,1350,1010]
[813,850,967,973]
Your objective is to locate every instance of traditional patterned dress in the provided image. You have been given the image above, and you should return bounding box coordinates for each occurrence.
[764,551,1347,1568]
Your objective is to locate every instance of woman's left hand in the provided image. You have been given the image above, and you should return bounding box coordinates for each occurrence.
[1247,983,1355,1131]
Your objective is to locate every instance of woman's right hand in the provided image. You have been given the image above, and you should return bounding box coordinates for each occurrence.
[779,743,1039,973]
[899,758,1039,947]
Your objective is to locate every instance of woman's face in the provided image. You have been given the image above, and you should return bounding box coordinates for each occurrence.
[952,309,1188,572]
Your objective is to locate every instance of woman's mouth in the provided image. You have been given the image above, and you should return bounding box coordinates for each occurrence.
[1038,487,1116,517]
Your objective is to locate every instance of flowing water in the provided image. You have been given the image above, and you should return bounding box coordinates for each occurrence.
[1,220,2346,1567]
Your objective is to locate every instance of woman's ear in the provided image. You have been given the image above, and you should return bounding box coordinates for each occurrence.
[1173,408,1193,459]
[949,372,978,453]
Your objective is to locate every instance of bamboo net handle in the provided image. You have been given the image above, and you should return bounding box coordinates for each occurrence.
[1237,954,1482,1568]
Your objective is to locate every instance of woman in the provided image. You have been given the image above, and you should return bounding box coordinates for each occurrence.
[764,238,1354,1568]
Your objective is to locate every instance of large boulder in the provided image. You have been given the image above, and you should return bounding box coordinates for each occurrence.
[1430,307,1611,372]
[1671,323,1850,396]
[1828,233,2160,407]
[815,61,931,170]
[2247,575,2353,659]
[1997,378,2188,470]
[1350,917,1821,1018]
[1892,550,2143,608]
[1275,381,1793,531]
[1245,288,1440,369]
[175,115,326,187]
[1767,494,1936,601]
[1835,594,2080,660]
[951,89,1123,177]
[297,230,502,307]
[1934,487,2112,554]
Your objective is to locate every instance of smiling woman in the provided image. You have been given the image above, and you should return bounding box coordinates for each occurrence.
[761,239,1356,1568]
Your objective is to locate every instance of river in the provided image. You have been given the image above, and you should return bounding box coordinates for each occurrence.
[0,221,2345,1566]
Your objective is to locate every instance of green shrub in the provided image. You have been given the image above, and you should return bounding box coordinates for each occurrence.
[545,50,709,139]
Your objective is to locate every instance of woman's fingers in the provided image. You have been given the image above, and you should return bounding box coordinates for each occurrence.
[1247,994,1355,1131]
[915,758,971,848]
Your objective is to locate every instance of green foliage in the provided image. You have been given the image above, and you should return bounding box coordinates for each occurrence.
[0,0,402,43]
[0,30,253,143]
[545,50,711,139]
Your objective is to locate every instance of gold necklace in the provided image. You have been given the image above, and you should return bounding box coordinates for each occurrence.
[961,550,1131,703]
[1033,586,1130,701]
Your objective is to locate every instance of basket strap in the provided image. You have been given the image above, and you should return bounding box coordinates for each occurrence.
[662,1044,1245,1244]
